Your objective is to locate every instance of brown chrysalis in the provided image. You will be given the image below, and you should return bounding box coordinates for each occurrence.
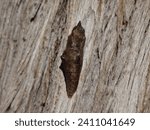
[60,21,86,98]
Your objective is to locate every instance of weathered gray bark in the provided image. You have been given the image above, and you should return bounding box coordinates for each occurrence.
[0,0,150,112]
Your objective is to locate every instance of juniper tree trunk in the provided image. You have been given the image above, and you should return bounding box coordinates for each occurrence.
[0,0,150,112]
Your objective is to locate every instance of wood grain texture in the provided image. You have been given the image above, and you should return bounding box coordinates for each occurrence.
[0,0,150,112]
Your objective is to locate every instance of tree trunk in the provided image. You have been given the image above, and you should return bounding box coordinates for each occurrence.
[0,0,150,112]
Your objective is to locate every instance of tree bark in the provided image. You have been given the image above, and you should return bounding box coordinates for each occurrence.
[0,0,150,112]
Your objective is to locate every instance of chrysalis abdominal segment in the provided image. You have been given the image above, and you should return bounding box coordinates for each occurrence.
[60,21,86,98]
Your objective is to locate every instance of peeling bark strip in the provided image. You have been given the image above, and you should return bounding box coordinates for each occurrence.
[60,21,86,98]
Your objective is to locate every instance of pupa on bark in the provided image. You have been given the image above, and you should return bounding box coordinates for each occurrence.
[60,21,86,98]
